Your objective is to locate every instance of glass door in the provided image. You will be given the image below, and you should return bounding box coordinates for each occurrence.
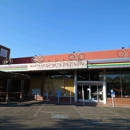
[77,84,103,102]
[91,85,103,102]
[91,85,98,101]
[77,85,89,100]
[98,86,103,102]
[83,85,89,100]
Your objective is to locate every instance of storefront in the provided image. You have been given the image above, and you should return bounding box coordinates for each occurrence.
[0,47,130,105]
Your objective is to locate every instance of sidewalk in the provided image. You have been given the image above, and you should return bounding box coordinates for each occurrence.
[1,100,130,108]
[26,100,130,108]
[97,103,130,108]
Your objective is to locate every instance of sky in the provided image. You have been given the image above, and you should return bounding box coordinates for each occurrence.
[0,0,130,58]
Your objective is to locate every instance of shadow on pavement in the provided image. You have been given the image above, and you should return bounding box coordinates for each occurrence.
[0,100,98,107]
[0,116,129,130]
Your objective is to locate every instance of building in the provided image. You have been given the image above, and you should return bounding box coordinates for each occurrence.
[0,45,130,105]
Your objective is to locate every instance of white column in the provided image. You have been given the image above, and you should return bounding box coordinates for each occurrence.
[89,84,91,100]
[97,85,99,102]
[103,69,107,104]
[74,70,77,102]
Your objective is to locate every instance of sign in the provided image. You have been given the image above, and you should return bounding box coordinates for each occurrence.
[0,61,87,72]
[111,89,113,92]
[32,89,41,95]
[0,48,8,58]
[44,92,48,96]
[111,92,115,97]
[57,90,60,97]
[28,60,87,71]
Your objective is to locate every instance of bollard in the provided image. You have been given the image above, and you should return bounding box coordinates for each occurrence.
[82,86,84,106]
[112,97,115,108]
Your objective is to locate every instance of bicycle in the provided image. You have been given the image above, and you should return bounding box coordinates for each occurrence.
[2,58,13,65]
[68,52,85,61]
[31,55,45,63]
[117,49,130,57]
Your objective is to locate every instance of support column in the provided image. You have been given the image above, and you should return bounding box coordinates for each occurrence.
[103,69,107,104]
[74,70,77,102]
[89,84,91,100]
[6,78,12,103]
[19,79,24,102]
[97,85,99,102]
[41,71,44,96]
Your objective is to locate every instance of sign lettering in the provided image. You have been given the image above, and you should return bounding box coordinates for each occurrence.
[28,60,87,71]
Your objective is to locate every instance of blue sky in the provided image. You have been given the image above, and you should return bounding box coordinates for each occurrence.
[0,0,130,58]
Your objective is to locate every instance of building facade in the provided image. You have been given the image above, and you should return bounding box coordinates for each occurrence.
[0,46,130,105]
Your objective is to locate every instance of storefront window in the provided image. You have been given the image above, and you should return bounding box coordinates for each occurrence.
[90,70,103,81]
[53,72,64,96]
[44,71,74,96]
[106,69,130,98]
[77,70,89,81]
[77,69,103,81]
[44,72,54,95]
[64,73,74,96]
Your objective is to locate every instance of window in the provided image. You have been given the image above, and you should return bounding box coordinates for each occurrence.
[77,70,89,81]
[106,69,130,98]
[44,71,74,96]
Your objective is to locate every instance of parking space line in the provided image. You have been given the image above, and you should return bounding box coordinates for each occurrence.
[34,104,45,117]
[100,107,128,119]
[73,106,86,120]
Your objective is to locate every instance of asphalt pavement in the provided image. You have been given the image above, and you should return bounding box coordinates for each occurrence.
[0,101,130,130]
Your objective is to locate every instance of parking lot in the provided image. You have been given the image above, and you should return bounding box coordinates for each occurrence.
[0,102,130,130]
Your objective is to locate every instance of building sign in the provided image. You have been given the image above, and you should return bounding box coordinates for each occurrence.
[0,48,8,58]
[0,60,87,72]
[28,60,87,71]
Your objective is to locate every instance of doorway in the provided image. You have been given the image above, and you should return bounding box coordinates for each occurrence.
[77,85,89,100]
[91,85,103,102]
[77,84,103,102]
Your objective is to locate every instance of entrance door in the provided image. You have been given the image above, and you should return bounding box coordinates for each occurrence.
[77,84,103,102]
[77,85,89,100]
[91,85,103,102]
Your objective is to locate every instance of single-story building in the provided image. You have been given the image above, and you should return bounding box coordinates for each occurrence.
[0,45,130,105]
